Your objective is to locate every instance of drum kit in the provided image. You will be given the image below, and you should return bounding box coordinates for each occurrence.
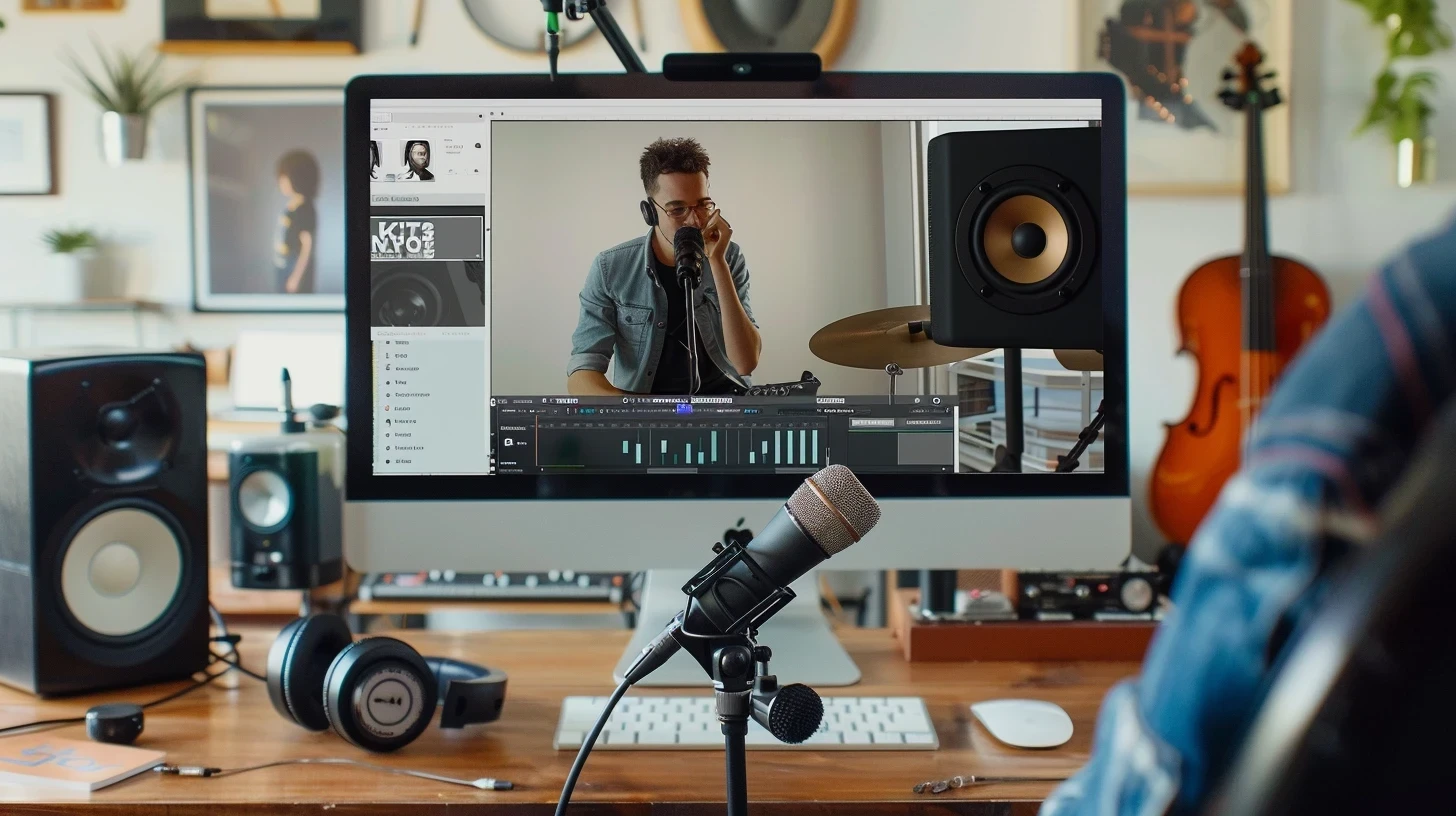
[807,305,1104,473]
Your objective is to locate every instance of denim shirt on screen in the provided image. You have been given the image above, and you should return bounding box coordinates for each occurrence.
[1041,214,1456,816]
[568,229,756,393]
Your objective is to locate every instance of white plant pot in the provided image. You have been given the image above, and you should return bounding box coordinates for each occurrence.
[101,112,148,166]
[52,253,90,302]
[52,252,125,302]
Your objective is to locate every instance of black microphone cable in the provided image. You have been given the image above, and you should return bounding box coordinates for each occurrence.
[553,674,632,815]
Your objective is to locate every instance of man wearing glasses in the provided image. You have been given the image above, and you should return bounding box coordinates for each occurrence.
[567,137,761,395]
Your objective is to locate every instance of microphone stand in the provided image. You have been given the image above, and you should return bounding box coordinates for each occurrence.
[682,269,701,395]
[678,539,819,815]
[712,644,757,816]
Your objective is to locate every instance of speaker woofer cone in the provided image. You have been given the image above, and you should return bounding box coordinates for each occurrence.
[237,468,294,533]
[59,506,183,639]
[980,194,1070,285]
[953,165,1097,316]
[372,272,443,327]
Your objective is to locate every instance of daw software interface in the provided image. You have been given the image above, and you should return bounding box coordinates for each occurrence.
[367,97,1106,478]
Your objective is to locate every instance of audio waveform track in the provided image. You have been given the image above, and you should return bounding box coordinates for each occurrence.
[490,396,958,476]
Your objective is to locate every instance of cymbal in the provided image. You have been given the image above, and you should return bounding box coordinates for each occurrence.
[809,305,991,370]
[1053,349,1104,371]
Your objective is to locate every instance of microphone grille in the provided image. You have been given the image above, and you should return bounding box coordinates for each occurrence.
[787,465,881,556]
[766,684,823,744]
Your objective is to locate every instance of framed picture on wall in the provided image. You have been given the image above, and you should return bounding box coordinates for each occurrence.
[1071,0,1292,195]
[188,87,344,312]
[160,0,362,55]
[0,93,57,196]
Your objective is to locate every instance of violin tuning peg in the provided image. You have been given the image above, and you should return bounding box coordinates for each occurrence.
[1262,70,1277,79]
[1221,69,1237,81]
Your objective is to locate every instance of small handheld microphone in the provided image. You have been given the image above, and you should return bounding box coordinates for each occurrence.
[623,465,881,685]
[673,226,705,286]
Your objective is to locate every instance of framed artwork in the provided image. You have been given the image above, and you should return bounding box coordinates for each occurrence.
[679,0,857,68]
[188,87,344,312]
[0,93,57,196]
[160,0,362,55]
[1071,0,1291,195]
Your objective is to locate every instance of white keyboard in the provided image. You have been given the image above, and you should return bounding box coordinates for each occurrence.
[553,695,939,751]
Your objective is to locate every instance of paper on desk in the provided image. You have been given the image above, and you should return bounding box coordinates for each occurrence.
[0,735,163,792]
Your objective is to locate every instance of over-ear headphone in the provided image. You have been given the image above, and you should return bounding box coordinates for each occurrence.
[640,198,659,227]
[266,614,506,752]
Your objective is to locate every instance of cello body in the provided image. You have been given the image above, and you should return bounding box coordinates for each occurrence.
[1148,253,1329,547]
[1147,42,1331,547]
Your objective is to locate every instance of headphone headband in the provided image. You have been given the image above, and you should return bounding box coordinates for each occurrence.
[424,657,508,729]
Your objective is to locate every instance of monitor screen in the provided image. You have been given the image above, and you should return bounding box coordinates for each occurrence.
[351,74,1126,502]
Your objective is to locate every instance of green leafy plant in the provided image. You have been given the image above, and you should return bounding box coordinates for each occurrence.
[42,229,99,255]
[65,41,190,116]
[1349,0,1452,143]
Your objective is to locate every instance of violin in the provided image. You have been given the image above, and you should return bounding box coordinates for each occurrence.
[1148,43,1331,547]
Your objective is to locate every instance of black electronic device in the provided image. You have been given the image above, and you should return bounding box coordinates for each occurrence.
[732,371,822,397]
[266,613,507,753]
[86,703,145,745]
[229,442,344,590]
[662,51,823,82]
[0,349,209,697]
[357,570,625,602]
[1016,570,1165,620]
[928,126,1104,351]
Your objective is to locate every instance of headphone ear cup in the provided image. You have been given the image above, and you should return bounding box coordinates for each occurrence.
[640,199,657,227]
[266,614,354,732]
[323,637,437,752]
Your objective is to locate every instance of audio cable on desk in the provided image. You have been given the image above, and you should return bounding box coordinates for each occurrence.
[153,758,513,790]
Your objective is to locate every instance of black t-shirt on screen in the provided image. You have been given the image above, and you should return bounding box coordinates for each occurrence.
[274,200,317,294]
[649,254,735,395]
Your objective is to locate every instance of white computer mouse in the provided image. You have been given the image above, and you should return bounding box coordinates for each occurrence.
[970,699,1074,749]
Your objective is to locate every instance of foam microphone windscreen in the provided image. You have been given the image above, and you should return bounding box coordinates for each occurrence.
[674,225,704,254]
[786,464,881,557]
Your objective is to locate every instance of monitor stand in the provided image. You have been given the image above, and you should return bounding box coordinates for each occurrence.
[612,569,862,688]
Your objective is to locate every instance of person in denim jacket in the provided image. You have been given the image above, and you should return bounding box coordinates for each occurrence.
[1042,216,1456,815]
[567,137,760,396]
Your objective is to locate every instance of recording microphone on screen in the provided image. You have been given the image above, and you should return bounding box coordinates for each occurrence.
[622,464,882,686]
[673,226,705,286]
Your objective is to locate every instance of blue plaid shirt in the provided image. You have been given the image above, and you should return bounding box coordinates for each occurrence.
[1042,215,1456,815]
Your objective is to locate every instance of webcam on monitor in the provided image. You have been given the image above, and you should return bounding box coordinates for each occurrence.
[662,52,822,82]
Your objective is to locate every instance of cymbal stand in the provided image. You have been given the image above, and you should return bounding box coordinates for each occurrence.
[885,363,903,405]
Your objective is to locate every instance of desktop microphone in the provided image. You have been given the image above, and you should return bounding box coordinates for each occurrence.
[673,226,705,286]
[622,465,881,686]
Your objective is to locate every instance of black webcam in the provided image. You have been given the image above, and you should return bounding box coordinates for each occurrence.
[662,52,822,82]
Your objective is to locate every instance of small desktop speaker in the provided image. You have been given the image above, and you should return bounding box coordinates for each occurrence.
[928,126,1104,351]
[230,436,343,590]
[0,349,209,696]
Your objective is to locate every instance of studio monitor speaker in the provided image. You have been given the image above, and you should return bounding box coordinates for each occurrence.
[0,349,209,696]
[230,436,344,590]
[928,126,1104,350]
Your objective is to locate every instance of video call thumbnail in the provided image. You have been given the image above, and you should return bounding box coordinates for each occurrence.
[370,136,483,183]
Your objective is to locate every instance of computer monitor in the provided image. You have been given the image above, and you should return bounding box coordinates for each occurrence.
[344,70,1130,686]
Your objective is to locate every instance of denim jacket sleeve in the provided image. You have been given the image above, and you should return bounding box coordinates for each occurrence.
[568,252,617,377]
[1041,214,1456,816]
[727,245,758,328]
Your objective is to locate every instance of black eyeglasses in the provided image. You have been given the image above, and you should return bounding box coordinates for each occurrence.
[652,199,717,220]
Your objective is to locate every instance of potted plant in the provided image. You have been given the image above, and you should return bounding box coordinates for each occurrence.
[1349,0,1453,186]
[42,228,121,302]
[66,43,189,166]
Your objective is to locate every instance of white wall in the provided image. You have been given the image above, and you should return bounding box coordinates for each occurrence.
[4,0,1455,557]
[489,119,890,395]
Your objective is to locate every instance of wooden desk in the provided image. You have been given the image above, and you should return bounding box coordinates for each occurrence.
[0,627,1133,814]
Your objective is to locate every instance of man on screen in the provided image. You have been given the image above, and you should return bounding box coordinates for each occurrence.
[567,137,761,395]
